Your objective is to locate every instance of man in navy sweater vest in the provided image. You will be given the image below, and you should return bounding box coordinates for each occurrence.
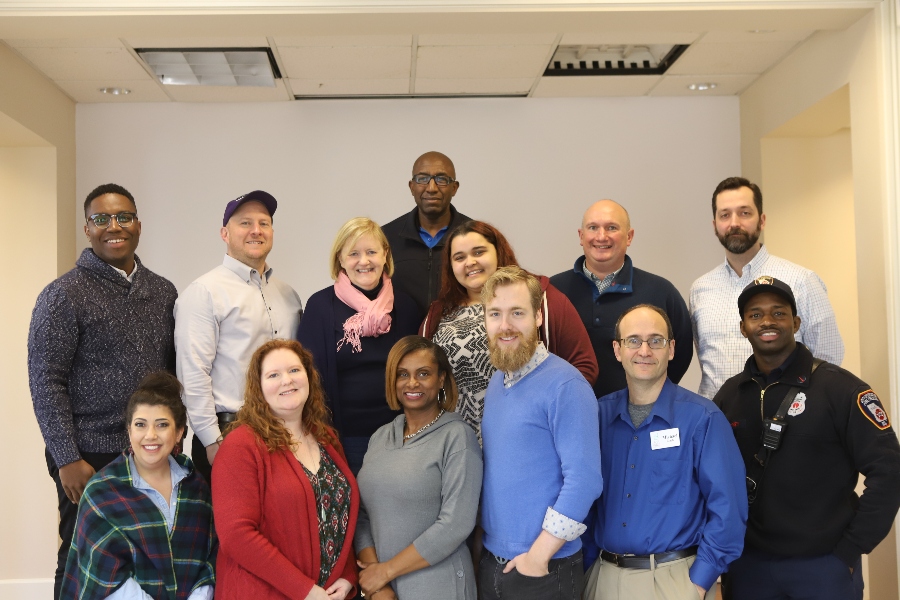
[478,266,602,600]
[550,200,692,398]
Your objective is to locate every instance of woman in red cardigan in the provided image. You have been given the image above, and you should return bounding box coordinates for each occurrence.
[213,339,358,600]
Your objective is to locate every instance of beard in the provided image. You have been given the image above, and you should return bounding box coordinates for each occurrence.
[716,223,761,254]
[488,327,540,373]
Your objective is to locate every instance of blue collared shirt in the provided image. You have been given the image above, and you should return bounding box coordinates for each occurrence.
[418,225,449,248]
[584,379,747,591]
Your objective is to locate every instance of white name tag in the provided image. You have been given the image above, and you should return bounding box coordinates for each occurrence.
[650,428,680,450]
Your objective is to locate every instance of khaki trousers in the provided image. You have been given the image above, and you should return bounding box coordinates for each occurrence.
[583,555,715,600]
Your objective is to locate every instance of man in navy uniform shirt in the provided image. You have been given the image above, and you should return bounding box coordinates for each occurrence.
[583,304,746,600]
[715,276,900,600]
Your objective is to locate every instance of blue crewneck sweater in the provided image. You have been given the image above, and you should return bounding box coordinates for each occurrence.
[480,353,602,560]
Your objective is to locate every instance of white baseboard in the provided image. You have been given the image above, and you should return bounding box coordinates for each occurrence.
[0,578,54,598]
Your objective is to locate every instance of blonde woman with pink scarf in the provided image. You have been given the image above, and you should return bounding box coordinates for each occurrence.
[298,217,422,475]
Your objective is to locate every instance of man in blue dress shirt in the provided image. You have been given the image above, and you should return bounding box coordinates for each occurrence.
[582,304,747,600]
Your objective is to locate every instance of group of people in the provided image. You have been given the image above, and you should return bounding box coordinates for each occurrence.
[27,151,900,600]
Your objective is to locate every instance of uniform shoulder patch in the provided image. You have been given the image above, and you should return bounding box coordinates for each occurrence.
[857,390,891,430]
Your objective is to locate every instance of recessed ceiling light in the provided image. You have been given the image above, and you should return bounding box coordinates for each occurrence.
[687,83,717,91]
[99,87,131,95]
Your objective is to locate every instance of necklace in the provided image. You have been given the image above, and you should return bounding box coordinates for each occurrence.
[404,409,444,440]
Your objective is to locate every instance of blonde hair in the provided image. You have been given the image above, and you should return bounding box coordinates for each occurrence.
[480,265,542,314]
[329,217,394,280]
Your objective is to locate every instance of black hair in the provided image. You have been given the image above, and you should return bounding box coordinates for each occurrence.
[124,371,187,433]
[84,183,136,216]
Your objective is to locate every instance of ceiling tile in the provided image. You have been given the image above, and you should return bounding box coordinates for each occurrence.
[5,38,123,48]
[699,30,814,43]
[15,46,150,80]
[164,79,290,102]
[126,37,270,48]
[532,75,659,98]
[54,79,170,103]
[559,32,700,45]
[290,78,409,96]
[649,74,758,96]
[278,45,411,79]
[667,40,800,75]
[414,78,534,95]
[418,33,557,46]
[274,35,412,47]
[416,45,552,79]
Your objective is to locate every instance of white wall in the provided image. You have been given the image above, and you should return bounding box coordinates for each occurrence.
[76,96,740,392]
[740,9,898,598]
[762,128,860,377]
[0,146,59,597]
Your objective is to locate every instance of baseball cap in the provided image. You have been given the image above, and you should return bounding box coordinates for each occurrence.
[222,190,277,227]
[737,275,797,316]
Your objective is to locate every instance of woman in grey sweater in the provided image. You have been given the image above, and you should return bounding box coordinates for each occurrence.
[355,336,483,600]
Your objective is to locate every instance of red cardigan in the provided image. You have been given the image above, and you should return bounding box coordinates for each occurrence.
[421,275,599,385]
[212,425,359,599]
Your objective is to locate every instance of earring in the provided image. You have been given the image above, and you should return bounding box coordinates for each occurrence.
[438,388,446,406]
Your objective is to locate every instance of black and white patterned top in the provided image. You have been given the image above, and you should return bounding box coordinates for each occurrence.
[433,305,495,444]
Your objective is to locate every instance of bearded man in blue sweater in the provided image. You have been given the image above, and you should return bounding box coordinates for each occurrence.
[478,266,602,600]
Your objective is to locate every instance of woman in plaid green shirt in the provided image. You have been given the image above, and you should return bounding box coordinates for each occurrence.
[61,372,217,599]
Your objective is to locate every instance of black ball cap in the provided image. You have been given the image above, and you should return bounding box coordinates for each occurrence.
[738,275,797,316]
[222,190,277,226]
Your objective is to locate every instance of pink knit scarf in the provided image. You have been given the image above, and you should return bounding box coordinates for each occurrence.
[334,271,394,353]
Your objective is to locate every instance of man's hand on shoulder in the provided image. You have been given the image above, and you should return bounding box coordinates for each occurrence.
[59,459,96,504]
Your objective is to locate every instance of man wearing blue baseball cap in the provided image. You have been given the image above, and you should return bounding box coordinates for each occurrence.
[175,191,303,481]
[715,275,900,600]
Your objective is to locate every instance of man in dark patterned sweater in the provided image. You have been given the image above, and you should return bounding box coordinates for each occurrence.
[28,183,177,598]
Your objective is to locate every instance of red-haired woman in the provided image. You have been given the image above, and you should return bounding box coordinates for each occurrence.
[213,339,358,600]
[421,221,598,442]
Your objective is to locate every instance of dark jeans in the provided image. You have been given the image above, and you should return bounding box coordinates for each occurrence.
[724,547,863,600]
[46,447,119,600]
[191,432,212,484]
[478,548,584,600]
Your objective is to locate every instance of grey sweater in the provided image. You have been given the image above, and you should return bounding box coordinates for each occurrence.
[28,249,177,466]
[355,411,482,600]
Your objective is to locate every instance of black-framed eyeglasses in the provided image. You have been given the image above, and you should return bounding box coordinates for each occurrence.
[619,336,670,350]
[86,212,138,229]
[411,174,455,187]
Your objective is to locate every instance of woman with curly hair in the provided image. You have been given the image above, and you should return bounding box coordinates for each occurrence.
[212,339,359,600]
[421,220,598,442]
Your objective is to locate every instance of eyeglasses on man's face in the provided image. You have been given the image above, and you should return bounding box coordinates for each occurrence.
[411,174,455,187]
[86,212,138,229]
[618,336,670,350]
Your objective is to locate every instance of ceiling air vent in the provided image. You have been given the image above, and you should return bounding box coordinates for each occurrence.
[136,48,281,87]
[544,44,689,77]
